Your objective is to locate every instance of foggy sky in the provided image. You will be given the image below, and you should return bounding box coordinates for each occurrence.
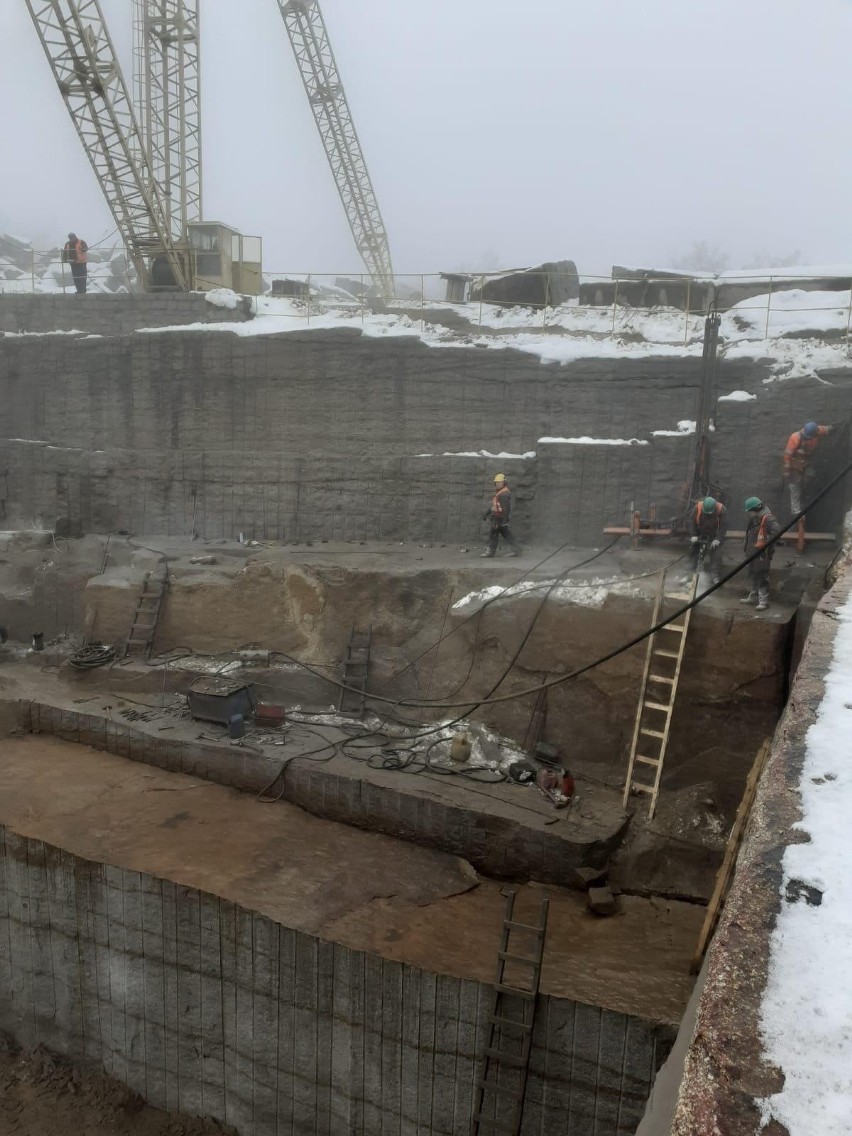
[1,0,850,278]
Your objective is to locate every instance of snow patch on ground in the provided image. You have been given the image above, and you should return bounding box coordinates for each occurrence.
[759,588,852,1134]
[718,390,757,402]
[651,420,697,437]
[452,575,645,613]
[129,288,851,378]
[205,288,242,311]
[413,450,536,459]
[538,435,648,446]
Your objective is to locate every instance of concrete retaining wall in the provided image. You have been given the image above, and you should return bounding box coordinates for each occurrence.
[0,826,672,1136]
[0,318,849,544]
[0,293,250,335]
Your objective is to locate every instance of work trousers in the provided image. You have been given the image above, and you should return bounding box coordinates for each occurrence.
[70,262,87,295]
[747,555,772,602]
[787,467,815,515]
[487,524,519,555]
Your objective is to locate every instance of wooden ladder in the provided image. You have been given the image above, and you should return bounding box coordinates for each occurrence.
[622,566,699,818]
[338,625,372,718]
[124,571,167,658]
[471,892,549,1136]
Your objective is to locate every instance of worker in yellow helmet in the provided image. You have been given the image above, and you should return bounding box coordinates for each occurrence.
[481,473,520,558]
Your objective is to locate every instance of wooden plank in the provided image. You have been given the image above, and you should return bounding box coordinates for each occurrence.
[690,738,772,973]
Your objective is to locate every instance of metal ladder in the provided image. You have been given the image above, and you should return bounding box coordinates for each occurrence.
[471,892,549,1136]
[622,566,699,818]
[338,625,372,718]
[124,571,167,658]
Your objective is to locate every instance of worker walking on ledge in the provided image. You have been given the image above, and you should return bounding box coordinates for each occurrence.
[742,496,781,612]
[783,421,835,515]
[689,496,727,584]
[482,473,520,558]
[62,232,88,295]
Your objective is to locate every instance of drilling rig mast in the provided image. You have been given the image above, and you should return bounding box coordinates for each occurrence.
[275,0,395,297]
[24,0,189,290]
[132,0,202,242]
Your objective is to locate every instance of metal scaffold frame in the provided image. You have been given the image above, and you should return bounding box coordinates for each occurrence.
[132,0,202,242]
[275,0,395,298]
[25,0,188,290]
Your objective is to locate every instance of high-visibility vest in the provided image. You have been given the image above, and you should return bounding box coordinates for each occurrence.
[65,240,87,264]
[491,485,510,520]
[755,513,772,550]
[783,428,826,472]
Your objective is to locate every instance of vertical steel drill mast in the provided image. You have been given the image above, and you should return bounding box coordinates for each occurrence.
[25,0,188,289]
[275,0,395,297]
[132,0,202,242]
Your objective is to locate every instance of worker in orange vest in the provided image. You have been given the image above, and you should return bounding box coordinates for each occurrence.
[689,496,727,583]
[481,473,520,558]
[62,232,89,295]
[741,496,781,611]
[782,421,835,515]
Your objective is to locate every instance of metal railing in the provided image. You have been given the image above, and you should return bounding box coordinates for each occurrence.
[2,241,852,347]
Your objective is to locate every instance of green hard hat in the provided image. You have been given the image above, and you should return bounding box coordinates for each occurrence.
[702,496,717,512]
[744,496,762,511]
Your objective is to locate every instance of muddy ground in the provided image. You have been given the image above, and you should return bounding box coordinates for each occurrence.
[0,1038,235,1136]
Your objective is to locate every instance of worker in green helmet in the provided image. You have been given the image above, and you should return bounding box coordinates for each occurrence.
[689,495,728,583]
[742,496,781,611]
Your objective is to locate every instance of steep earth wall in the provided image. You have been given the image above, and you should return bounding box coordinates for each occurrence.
[0,827,671,1136]
[0,318,849,545]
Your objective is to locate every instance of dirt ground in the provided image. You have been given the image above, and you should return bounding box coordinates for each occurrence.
[0,734,702,1022]
[0,1038,235,1136]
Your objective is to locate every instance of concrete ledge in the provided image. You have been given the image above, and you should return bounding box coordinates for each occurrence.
[22,699,626,887]
[0,292,251,336]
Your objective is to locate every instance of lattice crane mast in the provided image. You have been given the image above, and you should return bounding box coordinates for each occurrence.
[275,0,396,298]
[24,0,188,290]
[132,0,202,243]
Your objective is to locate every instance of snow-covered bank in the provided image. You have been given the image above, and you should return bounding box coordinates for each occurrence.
[759,587,852,1134]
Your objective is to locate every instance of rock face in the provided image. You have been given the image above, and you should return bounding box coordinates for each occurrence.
[2,316,847,547]
[470,260,580,307]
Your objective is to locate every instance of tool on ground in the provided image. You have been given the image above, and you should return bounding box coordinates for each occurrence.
[535,767,573,808]
[255,702,286,727]
[187,677,256,725]
[124,570,167,659]
[471,890,549,1136]
[338,625,372,718]
[450,733,472,763]
[623,564,700,818]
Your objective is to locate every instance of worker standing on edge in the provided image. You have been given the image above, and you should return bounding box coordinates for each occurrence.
[741,496,781,612]
[783,421,835,515]
[62,232,88,295]
[482,473,520,558]
[689,495,727,584]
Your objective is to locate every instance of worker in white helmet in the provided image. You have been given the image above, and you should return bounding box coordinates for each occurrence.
[481,473,520,558]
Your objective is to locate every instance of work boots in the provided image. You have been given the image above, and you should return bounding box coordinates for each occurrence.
[480,549,495,558]
[740,592,757,605]
[756,586,770,612]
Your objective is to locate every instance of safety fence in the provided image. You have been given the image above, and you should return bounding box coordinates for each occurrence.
[2,238,852,345]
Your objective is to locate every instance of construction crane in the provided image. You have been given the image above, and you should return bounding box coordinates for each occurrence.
[27,0,394,296]
[132,0,202,243]
[25,0,189,290]
[274,0,395,297]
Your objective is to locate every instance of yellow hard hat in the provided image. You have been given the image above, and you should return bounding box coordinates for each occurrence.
[493,473,506,483]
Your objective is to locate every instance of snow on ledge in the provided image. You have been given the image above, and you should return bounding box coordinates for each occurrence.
[718,390,757,402]
[537,435,648,446]
[652,420,697,437]
[758,588,852,1135]
[413,449,536,459]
